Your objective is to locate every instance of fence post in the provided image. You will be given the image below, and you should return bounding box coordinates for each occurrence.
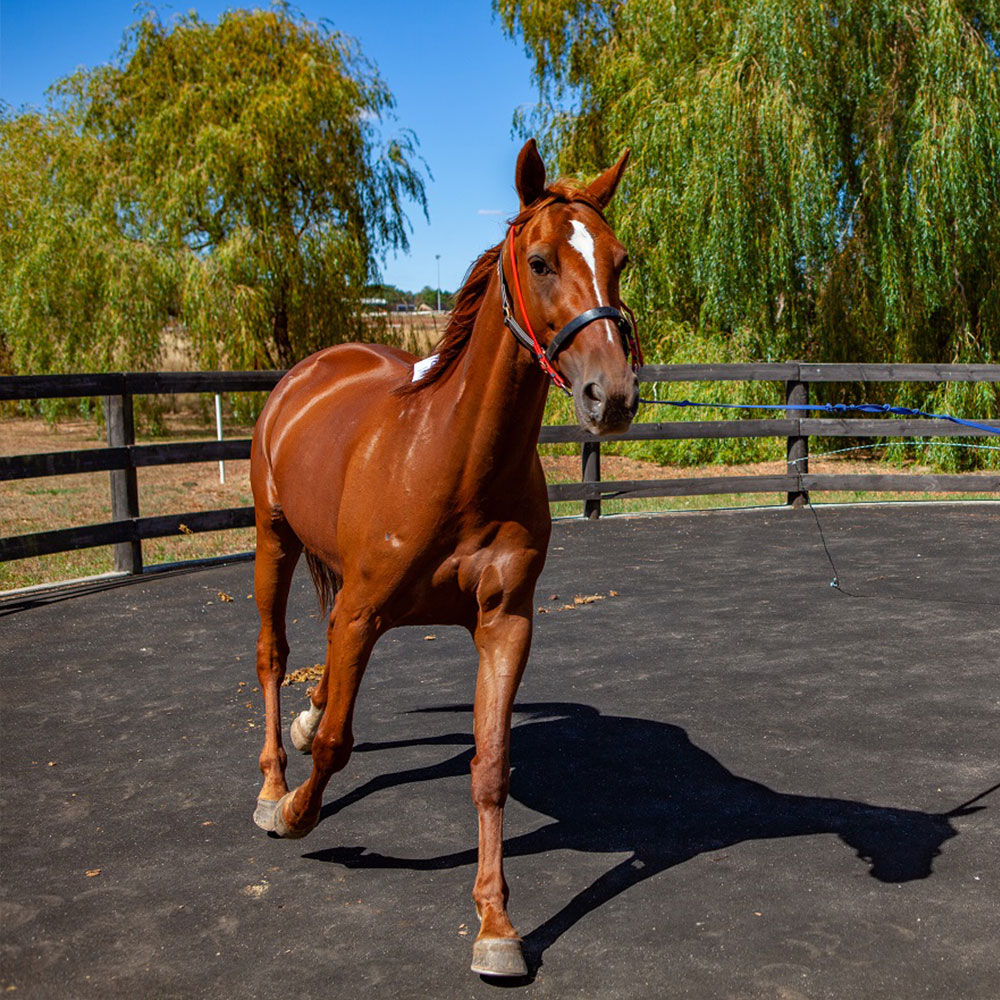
[582,439,601,519]
[215,393,226,484]
[104,389,143,573]
[785,372,809,508]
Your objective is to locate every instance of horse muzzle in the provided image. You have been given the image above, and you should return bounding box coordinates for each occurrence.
[576,369,639,436]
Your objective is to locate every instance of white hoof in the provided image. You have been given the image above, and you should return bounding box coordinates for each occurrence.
[253,797,280,832]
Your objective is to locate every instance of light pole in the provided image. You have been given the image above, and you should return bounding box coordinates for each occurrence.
[435,254,441,312]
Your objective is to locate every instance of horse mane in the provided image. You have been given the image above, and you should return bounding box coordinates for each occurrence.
[395,181,606,396]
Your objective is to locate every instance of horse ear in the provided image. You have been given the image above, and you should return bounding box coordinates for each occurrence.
[586,149,631,209]
[515,139,547,209]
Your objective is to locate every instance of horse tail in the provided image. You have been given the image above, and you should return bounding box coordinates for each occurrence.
[305,551,340,617]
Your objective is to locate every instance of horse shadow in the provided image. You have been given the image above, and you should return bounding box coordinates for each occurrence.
[304,701,983,977]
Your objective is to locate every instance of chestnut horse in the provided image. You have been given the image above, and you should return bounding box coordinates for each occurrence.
[249,139,639,976]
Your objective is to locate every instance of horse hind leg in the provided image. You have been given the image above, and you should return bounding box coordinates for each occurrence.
[271,593,379,839]
[289,552,338,754]
[251,511,303,832]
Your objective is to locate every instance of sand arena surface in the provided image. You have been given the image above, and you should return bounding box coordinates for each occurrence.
[2,505,998,998]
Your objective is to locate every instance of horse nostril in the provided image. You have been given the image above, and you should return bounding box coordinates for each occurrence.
[582,381,606,417]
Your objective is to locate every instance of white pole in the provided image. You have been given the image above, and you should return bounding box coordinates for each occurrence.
[215,393,225,484]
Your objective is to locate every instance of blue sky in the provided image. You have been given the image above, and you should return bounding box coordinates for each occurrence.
[0,1,542,292]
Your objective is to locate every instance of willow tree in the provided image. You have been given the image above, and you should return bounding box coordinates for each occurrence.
[496,1,1000,362]
[1,5,426,377]
[0,106,179,378]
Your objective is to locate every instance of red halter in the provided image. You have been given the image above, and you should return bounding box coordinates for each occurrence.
[499,225,643,395]
[505,228,569,391]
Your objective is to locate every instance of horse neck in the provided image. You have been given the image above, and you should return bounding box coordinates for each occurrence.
[440,279,551,473]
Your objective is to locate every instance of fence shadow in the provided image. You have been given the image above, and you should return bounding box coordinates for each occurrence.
[304,701,979,977]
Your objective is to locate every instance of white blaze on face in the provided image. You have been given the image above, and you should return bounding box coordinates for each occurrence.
[568,219,614,343]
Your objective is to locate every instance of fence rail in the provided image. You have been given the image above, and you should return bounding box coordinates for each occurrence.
[2,365,998,575]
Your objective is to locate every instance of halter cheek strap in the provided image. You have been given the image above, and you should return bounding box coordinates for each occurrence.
[497,225,643,396]
[499,229,570,393]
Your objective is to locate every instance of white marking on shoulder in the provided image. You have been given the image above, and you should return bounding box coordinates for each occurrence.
[412,353,440,382]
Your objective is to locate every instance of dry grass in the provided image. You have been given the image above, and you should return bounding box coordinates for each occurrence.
[1,414,256,591]
[2,413,994,592]
[366,311,444,357]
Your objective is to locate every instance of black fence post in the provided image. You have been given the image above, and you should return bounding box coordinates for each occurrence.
[785,372,809,508]
[104,390,142,573]
[582,439,601,519]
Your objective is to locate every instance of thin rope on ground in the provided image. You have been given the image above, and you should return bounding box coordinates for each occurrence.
[635,396,999,597]
[806,500,849,593]
[793,437,997,600]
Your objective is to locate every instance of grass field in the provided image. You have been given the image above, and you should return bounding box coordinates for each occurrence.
[2,414,995,592]
[1,414,259,591]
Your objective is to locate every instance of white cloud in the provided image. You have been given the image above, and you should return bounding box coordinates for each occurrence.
[477,209,503,216]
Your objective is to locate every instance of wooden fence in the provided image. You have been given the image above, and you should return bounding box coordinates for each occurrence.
[2,364,998,576]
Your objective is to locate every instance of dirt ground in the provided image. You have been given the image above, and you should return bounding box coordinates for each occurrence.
[3,507,998,998]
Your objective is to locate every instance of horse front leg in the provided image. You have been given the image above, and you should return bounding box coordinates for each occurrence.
[469,602,533,978]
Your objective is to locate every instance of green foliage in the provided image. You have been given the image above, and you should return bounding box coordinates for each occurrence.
[365,282,412,309]
[414,285,456,310]
[499,0,1000,463]
[0,107,179,376]
[1,4,426,381]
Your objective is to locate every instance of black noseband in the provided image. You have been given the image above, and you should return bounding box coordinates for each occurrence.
[543,306,633,363]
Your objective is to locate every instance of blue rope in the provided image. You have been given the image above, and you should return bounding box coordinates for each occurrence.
[638,398,1000,435]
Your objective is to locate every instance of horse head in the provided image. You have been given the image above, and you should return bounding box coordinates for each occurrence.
[503,139,640,435]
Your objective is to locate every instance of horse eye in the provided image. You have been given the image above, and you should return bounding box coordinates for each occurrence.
[529,258,550,276]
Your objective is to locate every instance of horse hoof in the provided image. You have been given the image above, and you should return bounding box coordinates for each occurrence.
[471,937,527,978]
[270,791,316,840]
[253,796,281,832]
[290,712,315,754]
